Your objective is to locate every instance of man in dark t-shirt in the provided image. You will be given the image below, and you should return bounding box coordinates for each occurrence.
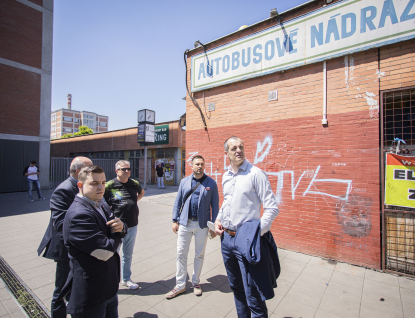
[156,163,165,189]
[104,160,145,290]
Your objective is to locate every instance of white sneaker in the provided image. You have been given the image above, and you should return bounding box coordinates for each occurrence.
[122,280,139,290]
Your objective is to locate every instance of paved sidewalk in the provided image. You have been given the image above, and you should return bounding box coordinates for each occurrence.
[0,185,414,318]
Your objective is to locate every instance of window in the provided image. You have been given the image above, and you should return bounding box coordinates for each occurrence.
[51,114,56,122]
[74,118,80,123]
[63,117,73,122]
[63,128,72,132]
[74,129,79,133]
[100,122,107,127]
[83,119,95,128]
[83,114,94,119]
[51,125,56,132]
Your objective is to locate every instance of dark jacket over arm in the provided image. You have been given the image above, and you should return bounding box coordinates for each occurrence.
[235,220,281,301]
[37,177,78,260]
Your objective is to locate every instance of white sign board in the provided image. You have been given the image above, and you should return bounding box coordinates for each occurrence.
[145,124,155,143]
[191,0,415,92]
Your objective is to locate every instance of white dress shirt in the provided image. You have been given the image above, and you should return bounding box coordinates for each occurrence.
[217,160,279,235]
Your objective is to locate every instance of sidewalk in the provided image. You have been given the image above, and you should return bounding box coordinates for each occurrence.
[0,185,414,318]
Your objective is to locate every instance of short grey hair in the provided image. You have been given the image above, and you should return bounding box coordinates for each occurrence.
[70,157,90,176]
[224,136,243,152]
[115,160,130,170]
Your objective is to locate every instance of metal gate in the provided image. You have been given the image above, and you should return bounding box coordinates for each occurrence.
[381,87,415,277]
[50,158,120,188]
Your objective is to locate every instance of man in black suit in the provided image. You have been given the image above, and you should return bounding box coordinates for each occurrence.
[62,165,126,317]
[37,156,93,318]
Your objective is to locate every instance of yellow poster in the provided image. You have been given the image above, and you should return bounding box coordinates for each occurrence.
[385,153,415,208]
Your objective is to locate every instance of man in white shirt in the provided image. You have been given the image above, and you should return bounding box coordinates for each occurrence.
[215,136,279,317]
[23,160,45,202]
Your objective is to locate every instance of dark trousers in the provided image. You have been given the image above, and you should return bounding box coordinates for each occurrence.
[71,295,118,318]
[51,260,70,318]
[221,232,268,318]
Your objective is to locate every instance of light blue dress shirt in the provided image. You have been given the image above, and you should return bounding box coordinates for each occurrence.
[217,160,279,235]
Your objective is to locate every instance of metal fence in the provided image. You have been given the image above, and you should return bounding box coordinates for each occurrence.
[382,87,415,277]
[50,158,119,188]
[384,209,415,276]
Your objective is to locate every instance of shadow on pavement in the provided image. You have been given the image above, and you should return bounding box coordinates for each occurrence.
[0,189,53,217]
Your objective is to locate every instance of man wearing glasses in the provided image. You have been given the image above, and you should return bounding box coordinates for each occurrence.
[104,160,145,290]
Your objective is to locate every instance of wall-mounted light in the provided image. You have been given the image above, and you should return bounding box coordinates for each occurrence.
[194,40,206,49]
[270,8,280,24]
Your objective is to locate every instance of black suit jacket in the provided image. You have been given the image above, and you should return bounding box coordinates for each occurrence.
[61,196,124,314]
[37,177,78,261]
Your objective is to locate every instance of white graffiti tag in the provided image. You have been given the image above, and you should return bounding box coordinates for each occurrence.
[266,166,352,205]
[254,136,273,164]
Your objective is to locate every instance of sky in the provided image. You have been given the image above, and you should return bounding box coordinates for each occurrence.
[51,0,308,131]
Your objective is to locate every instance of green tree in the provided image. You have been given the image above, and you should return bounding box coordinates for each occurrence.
[60,126,94,139]
[74,126,94,136]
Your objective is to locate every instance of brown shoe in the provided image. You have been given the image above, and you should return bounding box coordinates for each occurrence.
[165,287,186,299]
[193,284,202,296]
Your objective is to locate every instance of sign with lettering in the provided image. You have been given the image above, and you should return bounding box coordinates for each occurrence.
[191,0,415,92]
[154,124,169,145]
[385,153,415,208]
[137,124,155,143]
[137,124,145,143]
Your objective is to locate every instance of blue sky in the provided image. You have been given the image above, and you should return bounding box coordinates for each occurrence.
[52,0,307,131]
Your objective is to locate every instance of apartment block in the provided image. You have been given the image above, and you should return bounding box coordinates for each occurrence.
[51,95,109,139]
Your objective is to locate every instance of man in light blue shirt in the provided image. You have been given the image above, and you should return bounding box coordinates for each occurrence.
[215,136,279,317]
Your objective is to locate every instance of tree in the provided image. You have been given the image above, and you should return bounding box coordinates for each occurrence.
[74,126,94,136]
[60,126,94,139]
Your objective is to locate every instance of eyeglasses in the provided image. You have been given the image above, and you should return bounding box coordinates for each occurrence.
[118,168,131,172]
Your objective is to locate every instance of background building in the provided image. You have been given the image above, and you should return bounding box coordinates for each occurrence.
[0,0,53,193]
[185,0,415,275]
[50,94,109,139]
[50,118,186,186]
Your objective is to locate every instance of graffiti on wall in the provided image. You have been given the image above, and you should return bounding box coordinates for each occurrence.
[335,194,372,238]
[188,135,374,238]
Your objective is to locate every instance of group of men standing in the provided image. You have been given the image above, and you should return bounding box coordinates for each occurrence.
[37,136,280,318]
[38,158,143,317]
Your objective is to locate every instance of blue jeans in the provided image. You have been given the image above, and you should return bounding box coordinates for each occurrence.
[27,179,42,199]
[221,232,268,318]
[71,295,118,318]
[120,225,137,281]
[51,260,70,318]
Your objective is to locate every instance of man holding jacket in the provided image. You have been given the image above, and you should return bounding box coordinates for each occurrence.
[215,136,280,317]
[166,155,219,299]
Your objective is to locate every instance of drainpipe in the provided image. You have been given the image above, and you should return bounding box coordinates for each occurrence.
[322,61,328,125]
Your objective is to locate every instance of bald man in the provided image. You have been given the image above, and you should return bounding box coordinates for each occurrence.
[38,156,93,318]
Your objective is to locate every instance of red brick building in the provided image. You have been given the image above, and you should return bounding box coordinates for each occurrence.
[185,0,415,272]
[51,119,186,186]
[0,0,53,192]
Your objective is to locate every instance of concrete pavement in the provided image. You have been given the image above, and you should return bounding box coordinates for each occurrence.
[0,185,414,318]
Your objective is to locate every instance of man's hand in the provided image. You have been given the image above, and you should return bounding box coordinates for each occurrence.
[172,222,179,234]
[215,220,224,236]
[208,229,217,238]
[106,217,124,233]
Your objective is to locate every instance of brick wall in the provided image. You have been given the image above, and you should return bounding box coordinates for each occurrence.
[51,121,185,157]
[0,64,41,136]
[185,27,415,268]
[0,0,42,68]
